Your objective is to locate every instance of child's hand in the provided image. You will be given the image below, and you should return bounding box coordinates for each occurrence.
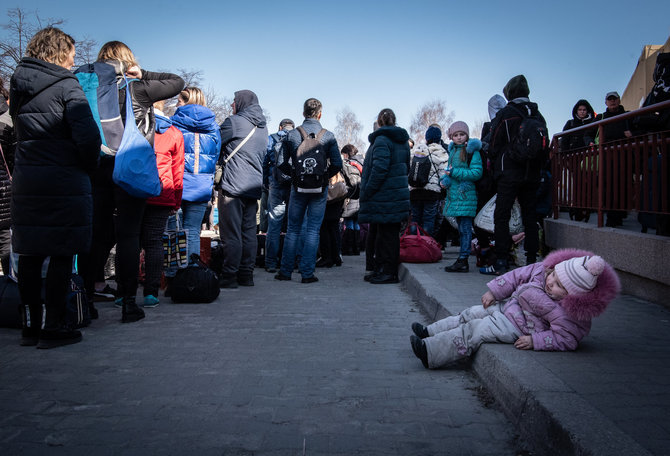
[481,291,495,308]
[514,336,534,350]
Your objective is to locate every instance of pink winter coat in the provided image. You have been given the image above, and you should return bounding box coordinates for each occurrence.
[487,249,620,351]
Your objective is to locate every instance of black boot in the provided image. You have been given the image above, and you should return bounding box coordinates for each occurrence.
[20,303,42,347]
[444,257,469,273]
[37,327,82,349]
[121,297,145,323]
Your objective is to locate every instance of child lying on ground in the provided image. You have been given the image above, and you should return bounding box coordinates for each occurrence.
[410,248,620,369]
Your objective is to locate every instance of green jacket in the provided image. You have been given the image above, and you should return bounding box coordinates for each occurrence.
[359,126,411,224]
[442,139,483,218]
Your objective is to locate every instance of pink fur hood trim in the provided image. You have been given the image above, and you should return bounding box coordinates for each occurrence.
[543,248,621,320]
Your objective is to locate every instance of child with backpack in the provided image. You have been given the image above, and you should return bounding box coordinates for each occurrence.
[408,126,449,238]
[410,249,620,369]
[440,121,483,273]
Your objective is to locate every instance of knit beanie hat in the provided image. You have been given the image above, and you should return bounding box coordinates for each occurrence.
[554,255,606,295]
[425,126,442,144]
[448,121,469,139]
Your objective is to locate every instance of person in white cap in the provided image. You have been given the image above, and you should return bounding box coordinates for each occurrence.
[409,248,620,369]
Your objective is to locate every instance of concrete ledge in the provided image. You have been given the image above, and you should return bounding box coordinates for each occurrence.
[400,262,653,456]
[544,218,670,306]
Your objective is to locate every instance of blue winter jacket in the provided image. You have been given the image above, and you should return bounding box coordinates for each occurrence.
[441,139,483,218]
[171,104,221,177]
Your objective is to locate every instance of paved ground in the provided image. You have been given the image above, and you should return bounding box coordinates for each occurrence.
[403,247,670,456]
[0,255,529,456]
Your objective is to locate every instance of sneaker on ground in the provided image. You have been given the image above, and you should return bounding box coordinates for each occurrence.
[143,295,160,308]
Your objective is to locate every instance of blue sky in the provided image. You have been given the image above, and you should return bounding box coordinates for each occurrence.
[6,0,670,143]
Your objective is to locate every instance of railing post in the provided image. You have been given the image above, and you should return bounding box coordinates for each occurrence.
[597,124,604,227]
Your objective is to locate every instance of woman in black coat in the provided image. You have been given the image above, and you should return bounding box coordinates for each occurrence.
[0,79,14,275]
[359,109,411,284]
[10,27,101,348]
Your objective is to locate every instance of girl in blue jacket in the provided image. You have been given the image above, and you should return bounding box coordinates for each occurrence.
[441,121,483,273]
[171,87,222,259]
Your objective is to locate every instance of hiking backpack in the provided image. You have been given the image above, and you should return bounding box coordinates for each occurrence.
[408,148,438,188]
[507,105,549,163]
[293,127,328,192]
[271,133,292,185]
[75,62,124,156]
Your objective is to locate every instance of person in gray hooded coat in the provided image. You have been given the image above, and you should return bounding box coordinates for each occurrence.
[218,90,269,288]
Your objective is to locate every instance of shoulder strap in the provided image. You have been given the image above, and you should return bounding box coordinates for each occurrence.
[193,133,200,174]
[0,143,10,181]
[224,126,257,164]
[316,129,327,141]
[297,126,308,140]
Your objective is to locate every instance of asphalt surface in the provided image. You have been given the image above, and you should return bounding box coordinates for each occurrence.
[0,255,529,456]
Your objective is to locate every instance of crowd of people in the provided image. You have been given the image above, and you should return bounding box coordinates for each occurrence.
[0,26,666,351]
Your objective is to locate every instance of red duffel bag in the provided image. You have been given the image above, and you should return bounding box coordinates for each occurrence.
[399,222,443,263]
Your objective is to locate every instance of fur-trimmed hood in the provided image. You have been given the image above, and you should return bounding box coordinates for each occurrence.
[543,249,620,320]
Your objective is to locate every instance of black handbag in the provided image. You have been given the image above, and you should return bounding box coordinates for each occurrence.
[170,254,220,304]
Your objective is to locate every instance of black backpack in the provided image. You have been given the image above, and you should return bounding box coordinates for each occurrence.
[293,127,328,191]
[507,105,549,163]
[408,148,439,188]
[170,254,220,304]
[271,133,292,185]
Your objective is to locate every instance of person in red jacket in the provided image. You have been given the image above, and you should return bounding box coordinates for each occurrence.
[139,99,184,307]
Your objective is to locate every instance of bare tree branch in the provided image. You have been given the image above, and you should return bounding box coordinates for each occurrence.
[334,107,365,152]
[409,99,455,145]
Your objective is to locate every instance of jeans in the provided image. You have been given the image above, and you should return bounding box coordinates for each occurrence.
[181,200,208,259]
[344,218,359,230]
[265,184,291,269]
[411,200,439,237]
[279,187,328,279]
[457,216,473,259]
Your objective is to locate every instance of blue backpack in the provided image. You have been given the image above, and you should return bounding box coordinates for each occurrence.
[75,62,124,157]
[112,76,162,198]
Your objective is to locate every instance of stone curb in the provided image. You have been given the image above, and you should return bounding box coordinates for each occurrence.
[399,262,652,456]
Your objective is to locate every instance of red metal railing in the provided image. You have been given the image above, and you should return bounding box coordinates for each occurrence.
[551,100,670,227]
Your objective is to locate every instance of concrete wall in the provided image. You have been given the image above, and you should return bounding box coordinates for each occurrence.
[544,218,670,306]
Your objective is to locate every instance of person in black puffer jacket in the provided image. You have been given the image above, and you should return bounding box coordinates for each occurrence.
[485,75,546,275]
[561,99,597,151]
[76,41,184,323]
[10,27,101,348]
[0,79,15,275]
[359,109,411,284]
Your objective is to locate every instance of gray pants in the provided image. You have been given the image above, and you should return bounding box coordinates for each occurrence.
[425,304,520,368]
[218,193,258,279]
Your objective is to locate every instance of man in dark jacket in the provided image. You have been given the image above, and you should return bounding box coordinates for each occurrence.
[262,118,294,273]
[484,75,545,275]
[595,91,631,227]
[218,90,268,288]
[275,98,342,283]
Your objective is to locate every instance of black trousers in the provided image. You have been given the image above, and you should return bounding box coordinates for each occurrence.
[319,219,341,263]
[493,179,539,263]
[140,205,171,297]
[18,255,71,330]
[218,193,258,279]
[366,222,400,276]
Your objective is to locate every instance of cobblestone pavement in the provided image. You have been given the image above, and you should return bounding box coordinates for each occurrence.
[0,255,527,456]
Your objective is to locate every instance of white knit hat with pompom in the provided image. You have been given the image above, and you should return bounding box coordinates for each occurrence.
[554,255,606,295]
